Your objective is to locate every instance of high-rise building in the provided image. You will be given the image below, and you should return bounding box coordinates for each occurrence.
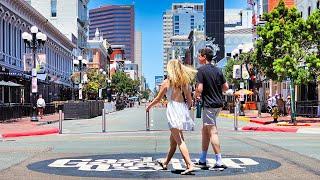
[89,5,135,63]
[134,31,142,79]
[205,0,225,62]
[26,0,89,54]
[163,3,204,74]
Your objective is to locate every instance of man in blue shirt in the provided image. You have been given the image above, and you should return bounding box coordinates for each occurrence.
[195,48,229,170]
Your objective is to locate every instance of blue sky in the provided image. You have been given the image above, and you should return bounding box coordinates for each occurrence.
[88,0,248,89]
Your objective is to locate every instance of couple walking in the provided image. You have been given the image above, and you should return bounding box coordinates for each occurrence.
[146,48,229,175]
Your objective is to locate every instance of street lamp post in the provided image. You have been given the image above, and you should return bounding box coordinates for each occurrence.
[22,26,47,122]
[99,68,107,99]
[73,56,87,100]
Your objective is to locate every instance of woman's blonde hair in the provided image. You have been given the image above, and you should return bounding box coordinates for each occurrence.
[166,59,197,88]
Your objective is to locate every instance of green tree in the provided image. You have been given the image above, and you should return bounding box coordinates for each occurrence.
[253,1,320,124]
[224,52,256,90]
[140,90,150,100]
[83,69,107,99]
[111,71,140,95]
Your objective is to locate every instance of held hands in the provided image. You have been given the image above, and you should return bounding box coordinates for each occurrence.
[146,105,151,112]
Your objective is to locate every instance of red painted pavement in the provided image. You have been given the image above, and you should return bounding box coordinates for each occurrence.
[220,110,320,132]
[242,126,298,133]
[0,113,60,138]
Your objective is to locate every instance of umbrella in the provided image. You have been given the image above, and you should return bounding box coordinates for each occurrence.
[234,89,253,96]
[223,89,234,96]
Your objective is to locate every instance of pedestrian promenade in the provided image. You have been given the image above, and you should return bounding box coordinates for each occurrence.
[219,110,320,133]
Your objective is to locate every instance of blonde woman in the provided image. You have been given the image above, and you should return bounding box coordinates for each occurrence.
[146,59,197,175]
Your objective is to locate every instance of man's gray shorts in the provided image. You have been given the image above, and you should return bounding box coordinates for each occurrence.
[203,107,222,126]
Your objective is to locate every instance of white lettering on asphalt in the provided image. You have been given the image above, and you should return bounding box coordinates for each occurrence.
[47,157,260,172]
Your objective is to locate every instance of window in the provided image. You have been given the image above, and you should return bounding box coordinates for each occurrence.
[8,23,11,56]
[174,16,179,21]
[318,1,320,9]
[308,6,311,16]
[51,0,57,17]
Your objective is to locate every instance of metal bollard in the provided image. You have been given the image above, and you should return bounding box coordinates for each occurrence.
[102,108,106,133]
[234,103,238,131]
[146,111,150,131]
[59,110,63,134]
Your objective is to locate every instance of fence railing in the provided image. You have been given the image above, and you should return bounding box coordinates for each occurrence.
[296,101,320,118]
[0,103,59,122]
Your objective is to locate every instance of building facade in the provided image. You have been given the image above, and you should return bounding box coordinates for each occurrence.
[170,35,190,63]
[205,0,225,62]
[26,0,89,56]
[188,30,205,68]
[89,5,135,63]
[124,61,138,81]
[268,0,295,12]
[295,0,320,19]
[87,29,111,71]
[134,31,142,80]
[163,3,204,74]
[109,45,125,78]
[225,9,253,56]
[295,0,320,102]
[0,0,74,103]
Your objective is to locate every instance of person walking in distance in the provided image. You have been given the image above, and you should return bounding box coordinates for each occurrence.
[194,48,229,170]
[37,94,46,119]
[146,59,196,175]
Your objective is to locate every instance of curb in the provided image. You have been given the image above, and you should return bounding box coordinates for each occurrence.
[1,128,59,138]
[242,126,298,133]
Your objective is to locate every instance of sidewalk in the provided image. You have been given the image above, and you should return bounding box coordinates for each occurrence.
[0,114,59,138]
[219,110,320,134]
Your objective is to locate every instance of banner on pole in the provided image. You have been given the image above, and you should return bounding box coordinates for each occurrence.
[31,77,38,93]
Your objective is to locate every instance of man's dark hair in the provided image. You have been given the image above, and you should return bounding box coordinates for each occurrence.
[199,48,214,62]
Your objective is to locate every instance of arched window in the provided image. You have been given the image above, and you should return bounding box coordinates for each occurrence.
[317,1,320,9]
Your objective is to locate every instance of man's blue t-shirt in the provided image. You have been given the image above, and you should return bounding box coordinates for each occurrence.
[196,64,226,108]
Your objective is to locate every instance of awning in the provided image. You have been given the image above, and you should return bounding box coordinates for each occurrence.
[55,80,72,87]
[0,80,23,87]
[0,80,9,86]
[37,73,47,81]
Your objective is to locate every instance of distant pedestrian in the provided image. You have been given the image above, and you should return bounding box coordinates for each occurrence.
[194,48,229,170]
[286,96,291,116]
[146,59,196,175]
[255,88,261,118]
[37,94,45,119]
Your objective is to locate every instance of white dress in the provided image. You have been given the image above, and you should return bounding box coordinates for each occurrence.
[166,87,194,131]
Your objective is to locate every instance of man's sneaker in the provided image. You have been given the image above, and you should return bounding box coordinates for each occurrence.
[194,161,207,169]
[210,164,228,171]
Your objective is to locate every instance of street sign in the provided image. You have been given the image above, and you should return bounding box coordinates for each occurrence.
[36,54,47,74]
[155,76,164,87]
[242,64,250,79]
[79,89,83,100]
[233,65,241,79]
[31,77,38,93]
[24,54,33,72]
[240,82,244,89]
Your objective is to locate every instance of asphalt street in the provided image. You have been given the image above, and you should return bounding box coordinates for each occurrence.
[0,106,319,179]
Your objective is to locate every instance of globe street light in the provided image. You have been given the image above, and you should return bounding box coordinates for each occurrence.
[22,25,47,122]
[73,56,87,100]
